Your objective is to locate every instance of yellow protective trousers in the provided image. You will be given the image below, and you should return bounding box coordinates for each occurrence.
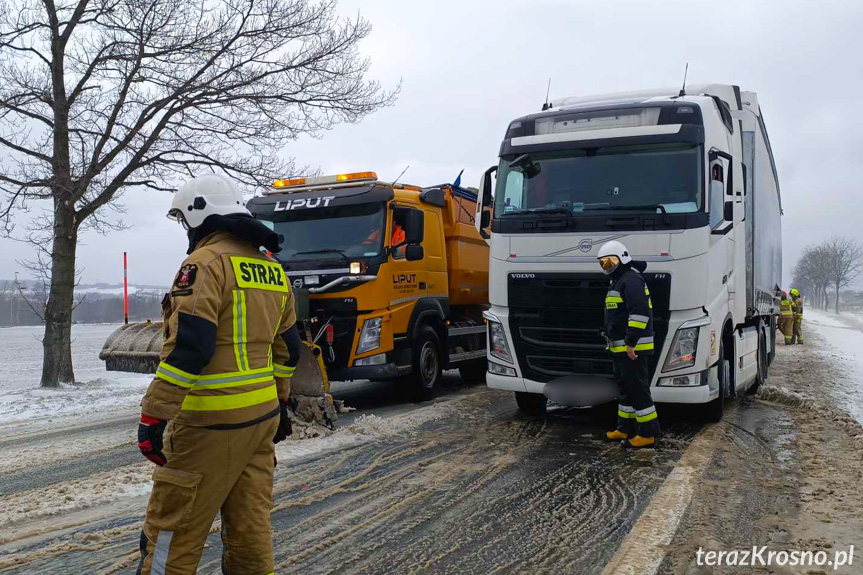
[792,317,804,344]
[780,316,794,344]
[137,416,278,575]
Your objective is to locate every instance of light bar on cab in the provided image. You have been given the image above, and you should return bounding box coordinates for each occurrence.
[273,171,377,189]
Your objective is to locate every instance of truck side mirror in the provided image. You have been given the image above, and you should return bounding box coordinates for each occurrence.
[405,244,424,261]
[404,209,424,244]
[479,166,496,208]
[477,165,497,239]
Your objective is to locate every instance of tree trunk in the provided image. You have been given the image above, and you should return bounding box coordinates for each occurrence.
[835,282,841,314]
[40,201,77,387]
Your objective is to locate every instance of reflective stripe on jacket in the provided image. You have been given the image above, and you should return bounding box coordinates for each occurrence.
[780,298,793,317]
[142,231,297,427]
[604,266,655,355]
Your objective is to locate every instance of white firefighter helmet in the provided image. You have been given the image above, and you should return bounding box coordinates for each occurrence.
[168,174,250,229]
[597,240,632,275]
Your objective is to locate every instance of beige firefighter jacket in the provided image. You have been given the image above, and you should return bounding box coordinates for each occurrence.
[141,231,296,427]
[793,296,804,319]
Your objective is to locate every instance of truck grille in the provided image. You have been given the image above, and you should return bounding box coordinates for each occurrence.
[508,272,671,383]
[308,298,359,371]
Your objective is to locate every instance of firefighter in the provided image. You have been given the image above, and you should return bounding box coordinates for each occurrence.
[598,240,660,448]
[136,174,301,575]
[790,287,804,344]
[779,290,794,345]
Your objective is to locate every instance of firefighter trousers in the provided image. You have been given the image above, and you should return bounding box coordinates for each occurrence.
[792,318,804,344]
[780,317,794,344]
[137,415,279,575]
[613,354,660,438]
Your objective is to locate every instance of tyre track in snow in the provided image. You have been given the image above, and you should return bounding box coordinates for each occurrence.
[0,389,705,574]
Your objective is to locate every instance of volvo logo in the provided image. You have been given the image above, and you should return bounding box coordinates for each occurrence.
[292,278,304,289]
[511,273,535,279]
[578,239,593,253]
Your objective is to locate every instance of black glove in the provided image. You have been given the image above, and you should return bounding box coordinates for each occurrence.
[138,414,168,466]
[273,400,292,444]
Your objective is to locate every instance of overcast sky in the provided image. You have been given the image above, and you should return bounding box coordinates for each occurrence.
[1,0,861,288]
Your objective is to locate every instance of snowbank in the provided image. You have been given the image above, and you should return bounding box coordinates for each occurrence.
[805,309,863,424]
[806,309,847,328]
[0,376,150,428]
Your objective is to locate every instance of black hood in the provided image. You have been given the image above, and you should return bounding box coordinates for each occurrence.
[631,260,648,273]
[610,259,647,280]
[188,213,281,254]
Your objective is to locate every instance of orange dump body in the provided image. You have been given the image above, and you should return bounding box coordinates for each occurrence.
[439,187,489,307]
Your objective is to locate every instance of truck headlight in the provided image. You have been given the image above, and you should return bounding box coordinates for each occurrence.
[356,317,382,355]
[663,327,699,371]
[488,320,513,363]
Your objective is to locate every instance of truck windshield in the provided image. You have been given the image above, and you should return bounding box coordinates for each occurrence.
[265,202,386,263]
[494,143,702,217]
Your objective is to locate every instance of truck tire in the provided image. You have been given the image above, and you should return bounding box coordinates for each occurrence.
[409,325,442,402]
[748,331,767,395]
[459,361,487,384]
[515,391,547,415]
[705,355,729,423]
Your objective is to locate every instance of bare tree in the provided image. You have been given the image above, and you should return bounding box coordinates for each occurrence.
[0,0,396,386]
[824,236,863,314]
[793,244,828,310]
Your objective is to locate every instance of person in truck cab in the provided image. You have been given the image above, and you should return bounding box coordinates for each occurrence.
[392,223,406,246]
[598,240,660,448]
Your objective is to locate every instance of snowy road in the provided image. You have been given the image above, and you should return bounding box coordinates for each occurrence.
[5,317,861,574]
[0,373,709,575]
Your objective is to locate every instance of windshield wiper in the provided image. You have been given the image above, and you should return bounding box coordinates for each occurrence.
[293,248,350,260]
[582,204,671,225]
[500,207,573,217]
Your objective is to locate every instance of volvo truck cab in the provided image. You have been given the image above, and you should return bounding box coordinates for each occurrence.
[477,85,782,421]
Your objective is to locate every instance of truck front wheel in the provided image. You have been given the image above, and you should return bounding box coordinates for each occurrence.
[409,325,442,402]
[515,391,547,415]
[705,353,729,423]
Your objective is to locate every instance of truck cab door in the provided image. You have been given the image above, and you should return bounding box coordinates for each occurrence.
[389,207,427,312]
[475,166,496,244]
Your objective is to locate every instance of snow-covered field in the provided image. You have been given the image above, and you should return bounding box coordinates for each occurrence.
[806,309,863,424]
[0,324,150,433]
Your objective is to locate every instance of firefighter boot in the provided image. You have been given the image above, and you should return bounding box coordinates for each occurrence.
[606,430,629,441]
[627,436,656,448]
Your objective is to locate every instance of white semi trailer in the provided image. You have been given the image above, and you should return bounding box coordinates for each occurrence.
[476,84,782,421]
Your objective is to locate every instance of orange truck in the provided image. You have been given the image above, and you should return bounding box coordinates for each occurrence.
[247,171,490,400]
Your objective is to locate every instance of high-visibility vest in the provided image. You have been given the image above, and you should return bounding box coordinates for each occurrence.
[780,298,793,317]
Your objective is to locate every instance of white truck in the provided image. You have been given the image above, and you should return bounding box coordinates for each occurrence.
[476,84,782,421]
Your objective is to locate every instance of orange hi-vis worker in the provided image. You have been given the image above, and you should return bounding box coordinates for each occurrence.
[392,224,406,246]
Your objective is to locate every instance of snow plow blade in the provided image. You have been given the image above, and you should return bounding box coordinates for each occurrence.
[99,322,341,430]
[99,321,163,374]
